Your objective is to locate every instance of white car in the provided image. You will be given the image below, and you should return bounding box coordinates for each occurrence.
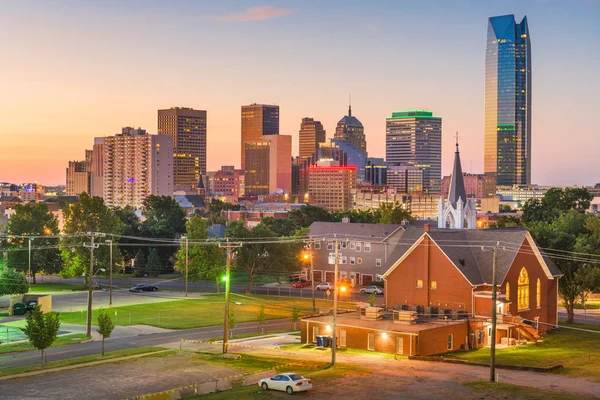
[258,372,312,395]
[316,282,333,291]
[360,285,383,295]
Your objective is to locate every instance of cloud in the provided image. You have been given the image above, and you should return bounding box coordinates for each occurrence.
[217,6,292,22]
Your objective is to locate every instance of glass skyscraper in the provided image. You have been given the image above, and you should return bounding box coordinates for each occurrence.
[484,15,532,186]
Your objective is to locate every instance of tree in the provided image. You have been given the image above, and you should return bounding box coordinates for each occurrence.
[113,206,141,266]
[173,216,226,292]
[522,187,593,225]
[369,293,376,307]
[140,195,187,270]
[207,199,241,225]
[97,308,115,356]
[288,205,332,228]
[290,306,300,330]
[133,249,147,277]
[4,202,61,282]
[260,217,299,237]
[0,268,28,296]
[375,202,412,224]
[488,215,521,228]
[60,193,122,280]
[21,305,60,367]
[257,304,267,333]
[330,209,378,224]
[226,221,299,292]
[147,248,161,277]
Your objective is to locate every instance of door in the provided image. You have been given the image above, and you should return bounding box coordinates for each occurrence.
[270,375,282,390]
[313,270,323,282]
[396,336,404,355]
[368,333,375,351]
[362,274,373,285]
[325,271,335,283]
[278,375,290,391]
[340,330,347,347]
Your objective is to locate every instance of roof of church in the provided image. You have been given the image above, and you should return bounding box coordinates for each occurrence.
[447,141,467,206]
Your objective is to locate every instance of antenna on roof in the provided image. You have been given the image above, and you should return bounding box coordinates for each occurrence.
[348,94,352,117]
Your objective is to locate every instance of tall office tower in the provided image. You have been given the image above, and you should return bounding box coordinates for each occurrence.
[91,138,104,198]
[485,15,531,186]
[101,127,173,208]
[244,135,292,197]
[386,165,424,195]
[157,107,207,190]
[299,117,326,162]
[385,110,442,194]
[65,150,93,196]
[308,159,356,212]
[334,104,366,154]
[365,158,387,186]
[241,104,279,169]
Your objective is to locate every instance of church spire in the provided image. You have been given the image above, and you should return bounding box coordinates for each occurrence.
[447,132,467,207]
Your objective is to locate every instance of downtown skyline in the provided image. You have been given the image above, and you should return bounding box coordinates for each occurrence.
[1,0,599,186]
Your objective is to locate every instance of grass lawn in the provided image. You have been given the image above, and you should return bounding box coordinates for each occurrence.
[464,381,592,400]
[55,294,357,329]
[0,347,171,377]
[186,353,369,399]
[28,283,85,293]
[205,329,299,343]
[0,333,89,354]
[446,323,600,381]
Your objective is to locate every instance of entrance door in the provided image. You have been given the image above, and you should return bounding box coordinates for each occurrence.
[362,274,373,285]
[325,271,335,283]
[396,336,404,355]
[368,333,375,351]
[313,270,323,282]
[340,330,347,347]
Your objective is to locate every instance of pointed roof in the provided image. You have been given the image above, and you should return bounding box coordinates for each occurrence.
[447,135,467,206]
[197,174,205,190]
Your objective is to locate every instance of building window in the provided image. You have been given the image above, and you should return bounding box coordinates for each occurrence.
[341,241,348,249]
[536,278,541,309]
[356,242,362,252]
[506,282,510,301]
[350,257,356,265]
[518,267,529,310]
[314,242,321,250]
[447,334,453,350]
[327,242,333,251]
[430,281,437,290]
[368,333,375,351]
[340,256,347,265]
[375,274,383,282]
[364,242,371,252]
[416,280,423,289]
[375,258,382,267]
[350,241,355,249]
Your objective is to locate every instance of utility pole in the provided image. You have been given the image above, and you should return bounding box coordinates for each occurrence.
[332,237,339,365]
[84,232,104,337]
[219,239,242,354]
[182,236,189,299]
[309,242,316,313]
[490,245,498,382]
[28,237,32,288]
[105,239,113,307]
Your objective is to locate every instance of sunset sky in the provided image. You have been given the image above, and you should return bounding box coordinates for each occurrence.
[1,0,598,186]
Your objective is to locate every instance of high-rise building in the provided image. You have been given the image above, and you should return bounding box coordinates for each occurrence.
[244,135,291,197]
[365,158,387,186]
[157,107,207,190]
[101,127,173,208]
[207,166,244,200]
[387,165,423,195]
[65,150,92,196]
[308,160,356,212]
[299,117,326,162]
[484,15,532,186]
[241,104,279,169]
[441,173,496,199]
[385,110,442,194]
[91,138,104,198]
[334,104,366,155]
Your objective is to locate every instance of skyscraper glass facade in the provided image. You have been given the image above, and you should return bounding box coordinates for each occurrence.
[484,15,531,186]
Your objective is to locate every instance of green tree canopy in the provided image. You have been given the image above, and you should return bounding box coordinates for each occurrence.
[260,217,299,237]
[146,248,161,277]
[374,202,412,224]
[0,268,28,296]
[4,202,61,282]
[133,249,147,277]
[522,187,593,225]
[288,205,333,228]
[113,206,141,265]
[97,308,115,356]
[21,305,61,367]
[59,193,122,279]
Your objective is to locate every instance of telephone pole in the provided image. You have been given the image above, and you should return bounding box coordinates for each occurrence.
[28,237,32,288]
[181,236,189,299]
[332,237,339,365]
[105,239,113,307]
[490,245,498,382]
[84,232,104,337]
[219,239,242,354]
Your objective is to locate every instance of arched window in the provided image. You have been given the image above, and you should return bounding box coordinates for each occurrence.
[536,279,541,309]
[518,267,529,310]
[505,282,510,301]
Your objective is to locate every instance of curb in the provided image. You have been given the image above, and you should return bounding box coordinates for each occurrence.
[0,349,172,381]
[408,355,563,373]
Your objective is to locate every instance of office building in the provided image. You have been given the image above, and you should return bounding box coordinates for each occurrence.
[335,104,366,154]
[91,138,104,198]
[365,158,387,186]
[241,104,279,169]
[441,173,496,199]
[308,159,356,211]
[244,135,291,197]
[386,110,442,194]
[299,117,326,162]
[207,166,244,200]
[157,107,207,190]
[65,150,92,196]
[485,15,532,186]
[101,127,173,208]
[387,165,424,195]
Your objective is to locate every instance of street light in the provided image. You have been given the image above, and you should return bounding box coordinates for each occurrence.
[105,240,113,307]
[180,236,189,299]
[303,248,316,313]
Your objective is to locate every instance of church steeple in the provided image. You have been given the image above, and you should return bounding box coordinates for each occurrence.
[447,132,467,207]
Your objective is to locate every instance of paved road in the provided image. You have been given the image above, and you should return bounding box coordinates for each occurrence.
[558,307,600,325]
[0,318,292,370]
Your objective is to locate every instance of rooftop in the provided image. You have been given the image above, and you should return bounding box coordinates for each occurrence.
[387,110,440,120]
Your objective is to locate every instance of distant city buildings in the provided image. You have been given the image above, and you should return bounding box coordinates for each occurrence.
[65,150,92,196]
[244,135,292,197]
[441,173,496,199]
[335,104,366,155]
[100,127,173,208]
[387,165,423,195]
[484,15,532,186]
[206,166,244,201]
[241,104,279,170]
[299,117,326,163]
[308,159,356,211]
[386,110,442,194]
[157,107,207,190]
